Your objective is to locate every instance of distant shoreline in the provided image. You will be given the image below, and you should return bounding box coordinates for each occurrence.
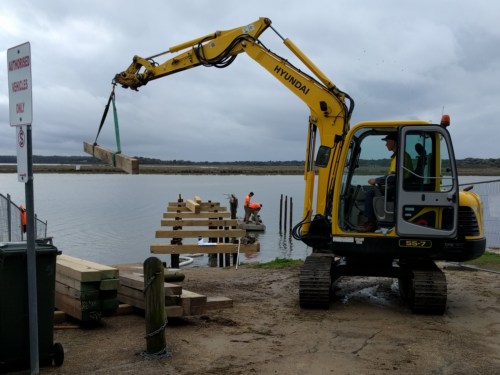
[0,164,499,176]
[0,164,305,175]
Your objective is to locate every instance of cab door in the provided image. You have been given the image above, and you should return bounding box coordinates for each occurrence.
[396,126,458,238]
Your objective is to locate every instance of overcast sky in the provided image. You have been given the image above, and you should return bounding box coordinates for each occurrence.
[1,0,499,162]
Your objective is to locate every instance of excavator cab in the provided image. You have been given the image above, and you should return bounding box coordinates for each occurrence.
[337,122,458,241]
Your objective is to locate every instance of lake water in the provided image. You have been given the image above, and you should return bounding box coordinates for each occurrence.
[1,173,499,267]
[1,173,311,266]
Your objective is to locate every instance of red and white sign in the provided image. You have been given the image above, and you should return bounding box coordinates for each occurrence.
[16,125,28,182]
[7,42,32,126]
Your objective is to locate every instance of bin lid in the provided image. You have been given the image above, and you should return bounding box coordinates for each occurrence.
[0,241,59,257]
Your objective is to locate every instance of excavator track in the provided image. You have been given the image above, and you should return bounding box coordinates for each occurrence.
[299,255,333,309]
[407,263,447,315]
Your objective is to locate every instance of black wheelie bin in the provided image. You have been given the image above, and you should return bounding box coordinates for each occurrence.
[0,240,64,372]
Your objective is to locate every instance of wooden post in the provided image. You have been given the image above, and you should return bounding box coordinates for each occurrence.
[229,194,238,219]
[209,213,218,267]
[144,257,167,355]
[229,196,238,265]
[289,197,293,235]
[284,195,288,233]
[279,194,283,233]
[171,194,183,268]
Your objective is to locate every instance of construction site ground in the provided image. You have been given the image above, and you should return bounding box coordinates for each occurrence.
[38,262,500,375]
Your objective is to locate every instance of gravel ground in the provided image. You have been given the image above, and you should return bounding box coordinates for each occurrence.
[21,262,500,375]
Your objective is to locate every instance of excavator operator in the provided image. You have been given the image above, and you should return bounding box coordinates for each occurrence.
[358,132,413,232]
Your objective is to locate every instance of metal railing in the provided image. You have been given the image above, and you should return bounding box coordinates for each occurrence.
[0,193,47,242]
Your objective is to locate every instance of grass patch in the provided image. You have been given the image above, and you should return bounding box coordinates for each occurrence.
[464,251,500,271]
[245,258,304,269]
[242,252,500,271]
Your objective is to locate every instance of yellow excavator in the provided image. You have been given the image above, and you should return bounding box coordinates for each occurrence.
[110,17,485,314]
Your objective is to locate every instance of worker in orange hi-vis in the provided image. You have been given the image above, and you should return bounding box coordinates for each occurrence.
[20,204,27,233]
[243,192,254,223]
[249,202,263,224]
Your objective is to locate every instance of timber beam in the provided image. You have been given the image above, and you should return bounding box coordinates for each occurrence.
[150,242,260,254]
[83,142,139,174]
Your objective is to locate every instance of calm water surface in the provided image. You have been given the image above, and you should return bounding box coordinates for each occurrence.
[1,174,310,266]
[2,173,499,266]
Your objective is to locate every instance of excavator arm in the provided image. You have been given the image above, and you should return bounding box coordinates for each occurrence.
[113,17,354,234]
[114,18,272,90]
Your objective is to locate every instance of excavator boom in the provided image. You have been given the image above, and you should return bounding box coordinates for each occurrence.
[114,18,272,90]
[112,17,353,232]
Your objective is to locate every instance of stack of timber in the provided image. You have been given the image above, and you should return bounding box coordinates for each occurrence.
[115,264,233,317]
[55,254,120,322]
[151,195,260,267]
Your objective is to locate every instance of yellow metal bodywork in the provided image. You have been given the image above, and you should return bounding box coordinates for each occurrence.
[458,190,485,239]
[114,17,352,234]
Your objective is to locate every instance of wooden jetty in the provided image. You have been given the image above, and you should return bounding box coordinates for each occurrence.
[151,195,260,268]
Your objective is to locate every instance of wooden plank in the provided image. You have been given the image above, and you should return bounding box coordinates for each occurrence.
[55,292,101,319]
[56,258,103,282]
[56,273,101,292]
[165,305,184,318]
[155,228,246,239]
[118,283,178,307]
[83,142,139,174]
[100,278,120,291]
[186,199,200,214]
[180,290,207,316]
[205,296,233,310]
[116,290,144,309]
[167,205,227,213]
[168,201,221,208]
[164,211,231,219]
[117,285,180,309]
[161,219,238,227]
[117,287,184,317]
[58,254,119,279]
[118,272,183,295]
[150,242,260,254]
[55,281,100,301]
[55,292,84,320]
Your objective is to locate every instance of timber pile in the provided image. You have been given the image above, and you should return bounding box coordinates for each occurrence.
[115,265,233,317]
[55,254,119,322]
[151,195,260,267]
[54,256,233,321]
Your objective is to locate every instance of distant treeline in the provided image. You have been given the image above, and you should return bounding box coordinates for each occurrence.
[0,155,499,169]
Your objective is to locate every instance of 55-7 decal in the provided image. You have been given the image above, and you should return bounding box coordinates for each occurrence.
[399,239,432,248]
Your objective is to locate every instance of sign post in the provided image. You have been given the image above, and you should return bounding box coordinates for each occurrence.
[7,42,39,374]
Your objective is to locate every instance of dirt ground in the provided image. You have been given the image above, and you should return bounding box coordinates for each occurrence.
[30,262,500,374]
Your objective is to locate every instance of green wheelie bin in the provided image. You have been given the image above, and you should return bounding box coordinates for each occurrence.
[0,240,64,372]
